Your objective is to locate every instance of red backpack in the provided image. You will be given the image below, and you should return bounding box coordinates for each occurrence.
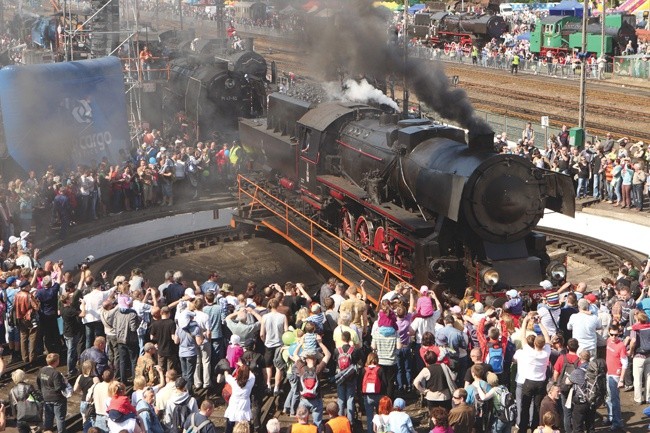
[300,367,319,399]
[337,346,354,371]
[362,365,381,394]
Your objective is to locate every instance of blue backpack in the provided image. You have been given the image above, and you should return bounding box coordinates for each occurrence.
[487,344,504,374]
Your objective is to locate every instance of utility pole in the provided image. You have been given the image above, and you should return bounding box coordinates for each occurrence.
[600,0,606,62]
[403,0,409,115]
[179,0,183,30]
[578,0,588,129]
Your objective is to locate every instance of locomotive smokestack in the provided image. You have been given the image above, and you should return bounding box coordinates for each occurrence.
[244,38,254,52]
[468,131,495,151]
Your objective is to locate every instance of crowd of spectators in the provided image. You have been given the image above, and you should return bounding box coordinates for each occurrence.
[493,124,649,211]
[2,222,650,433]
[0,129,244,242]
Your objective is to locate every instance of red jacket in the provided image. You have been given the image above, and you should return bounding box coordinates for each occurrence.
[477,317,508,362]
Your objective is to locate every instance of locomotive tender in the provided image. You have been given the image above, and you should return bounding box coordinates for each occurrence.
[165,39,267,139]
[239,93,576,294]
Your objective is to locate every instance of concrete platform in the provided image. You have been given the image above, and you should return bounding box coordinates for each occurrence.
[538,193,650,258]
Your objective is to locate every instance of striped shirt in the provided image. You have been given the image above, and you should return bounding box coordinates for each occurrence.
[372,331,398,366]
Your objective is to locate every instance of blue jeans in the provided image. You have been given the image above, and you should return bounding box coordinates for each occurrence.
[93,414,108,432]
[576,177,588,198]
[606,375,623,429]
[299,397,323,430]
[633,184,645,210]
[592,173,601,198]
[64,333,81,374]
[363,394,381,433]
[211,337,224,368]
[396,346,412,390]
[283,372,300,415]
[44,400,67,433]
[180,355,197,392]
[560,392,573,433]
[337,378,356,424]
[492,417,511,433]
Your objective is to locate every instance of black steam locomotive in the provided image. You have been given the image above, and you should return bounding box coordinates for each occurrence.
[239,93,575,294]
[164,35,267,139]
[409,12,507,53]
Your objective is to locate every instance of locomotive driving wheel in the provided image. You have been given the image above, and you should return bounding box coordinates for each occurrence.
[340,208,355,251]
[355,217,373,262]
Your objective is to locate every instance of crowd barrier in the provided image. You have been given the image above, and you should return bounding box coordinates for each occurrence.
[409,45,615,80]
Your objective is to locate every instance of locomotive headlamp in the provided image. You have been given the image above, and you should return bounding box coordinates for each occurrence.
[225,78,235,89]
[481,268,499,286]
[546,261,567,283]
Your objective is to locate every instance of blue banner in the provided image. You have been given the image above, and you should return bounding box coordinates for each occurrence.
[0,57,129,173]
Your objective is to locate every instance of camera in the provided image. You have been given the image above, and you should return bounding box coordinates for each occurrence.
[533,315,540,324]
[76,255,95,270]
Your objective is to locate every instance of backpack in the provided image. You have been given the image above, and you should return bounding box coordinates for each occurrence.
[573,359,607,408]
[465,322,479,350]
[337,346,354,372]
[183,413,212,433]
[558,354,580,394]
[493,385,517,423]
[362,365,381,394]
[472,384,493,433]
[170,398,192,433]
[300,367,319,399]
[487,344,504,374]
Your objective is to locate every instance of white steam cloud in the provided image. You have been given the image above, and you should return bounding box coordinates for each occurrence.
[324,79,401,112]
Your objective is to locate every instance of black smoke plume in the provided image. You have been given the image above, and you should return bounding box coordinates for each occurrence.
[299,0,492,134]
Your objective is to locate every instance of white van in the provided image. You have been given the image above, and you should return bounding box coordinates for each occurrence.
[499,3,514,18]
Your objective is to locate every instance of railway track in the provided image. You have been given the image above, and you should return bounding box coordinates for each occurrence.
[538,226,646,275]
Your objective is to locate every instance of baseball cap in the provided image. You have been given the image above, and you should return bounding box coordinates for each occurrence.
[474,302,484,314]
[420,285,429,294]
[19,280,30,288]
[184,288,196,299]
[450,305,461,314]
[6,276,17,286]
[539,280,553,290]
[393,398,406,410]
[506,289,518,298]
[311,304,321,313]
[585,293,597,303]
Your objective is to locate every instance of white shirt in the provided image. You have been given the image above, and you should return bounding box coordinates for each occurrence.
[518,343,551,382]
[194,310,210,334]
[538,306,561,336]
[330,293,345,312]
[410,311,441,344]
[567,311,602,353]
[83,289,110,324]
[513,348,529,384]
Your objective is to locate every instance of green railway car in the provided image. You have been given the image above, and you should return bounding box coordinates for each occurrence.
[530,13,637,58]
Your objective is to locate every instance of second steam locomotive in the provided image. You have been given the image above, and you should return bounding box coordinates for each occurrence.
[239,93,575,295]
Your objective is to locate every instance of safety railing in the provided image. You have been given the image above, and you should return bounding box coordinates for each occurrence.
[237,174,407,304]
[120,56,171,82]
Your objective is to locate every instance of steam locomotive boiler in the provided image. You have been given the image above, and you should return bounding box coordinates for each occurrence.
[409,12,507,53]
[239,93,575,294]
